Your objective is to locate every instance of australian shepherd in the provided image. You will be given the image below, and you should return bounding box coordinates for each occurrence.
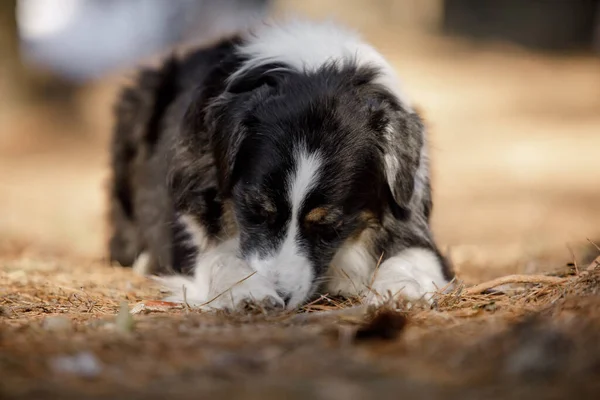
[108,19,454,310]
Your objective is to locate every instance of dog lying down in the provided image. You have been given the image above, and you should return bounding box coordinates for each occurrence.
[108,19,454,311]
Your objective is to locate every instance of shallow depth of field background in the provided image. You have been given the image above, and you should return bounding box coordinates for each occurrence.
[2,1,600,398]
[1,0,599,279]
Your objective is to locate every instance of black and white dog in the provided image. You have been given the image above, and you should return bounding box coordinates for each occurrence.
[109,19,454,310]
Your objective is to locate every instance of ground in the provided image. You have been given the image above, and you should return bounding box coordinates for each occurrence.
[1,15,600,400]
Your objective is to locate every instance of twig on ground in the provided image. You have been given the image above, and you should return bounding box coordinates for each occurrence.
[567,244,579,275]
[300,294,331,310]
[290,305,368,323]
[368,252,385,292]
[464,274,567,295]
[587,238,600,252]
[364,252,385,304]
[182,285,191,311]
[587,256,600,272]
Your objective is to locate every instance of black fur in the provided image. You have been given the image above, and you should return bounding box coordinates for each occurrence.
[108,38,242,273]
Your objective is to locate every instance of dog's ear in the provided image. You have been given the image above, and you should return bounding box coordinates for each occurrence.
[366,95,424,212]
[226,62,289,94]
[202,91,252,196]
[196,64,288,195]
[384,109,424,209]
[210,64,291,193]
[350,66,425,212]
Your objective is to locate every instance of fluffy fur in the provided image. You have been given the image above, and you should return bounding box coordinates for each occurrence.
[108,19,454,311]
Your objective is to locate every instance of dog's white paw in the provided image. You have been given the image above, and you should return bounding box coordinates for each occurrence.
[365,247,448,306]
[158,245,284,312]
[205,271,285,311]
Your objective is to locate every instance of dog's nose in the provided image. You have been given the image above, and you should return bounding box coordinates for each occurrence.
[277,291,291,306]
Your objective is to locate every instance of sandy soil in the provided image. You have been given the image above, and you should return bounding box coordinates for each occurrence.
[1,9,600,399]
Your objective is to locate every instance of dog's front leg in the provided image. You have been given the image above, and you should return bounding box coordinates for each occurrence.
[367,247,449,305]
[158,238,284,311]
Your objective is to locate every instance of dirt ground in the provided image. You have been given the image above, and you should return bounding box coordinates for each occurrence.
[1,10,600,399]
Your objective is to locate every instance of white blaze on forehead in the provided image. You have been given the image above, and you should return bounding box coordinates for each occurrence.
[247,149,322,308]
[289,150,322,211]
[230,19,411,108]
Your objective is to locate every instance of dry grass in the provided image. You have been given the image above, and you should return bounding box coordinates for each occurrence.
[2,243,600,399]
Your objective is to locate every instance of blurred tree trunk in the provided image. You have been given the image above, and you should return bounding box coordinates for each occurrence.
[0,0,82,133]
[0,0,35,104]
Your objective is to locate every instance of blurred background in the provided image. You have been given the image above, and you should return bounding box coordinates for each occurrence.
[1,0,599,278]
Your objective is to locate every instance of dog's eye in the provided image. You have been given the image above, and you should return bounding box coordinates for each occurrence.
[313,220,343,243]
[238,189,278,226]
[304,207,344,240]
[244,201,277,226]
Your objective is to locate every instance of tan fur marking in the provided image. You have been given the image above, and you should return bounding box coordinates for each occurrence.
[305,207,330,223]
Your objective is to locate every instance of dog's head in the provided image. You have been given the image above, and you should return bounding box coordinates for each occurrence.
[176,22,430,308]
[190,62,425,308]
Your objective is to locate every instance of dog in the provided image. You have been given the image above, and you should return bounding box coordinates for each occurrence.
[108,19,454,310]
